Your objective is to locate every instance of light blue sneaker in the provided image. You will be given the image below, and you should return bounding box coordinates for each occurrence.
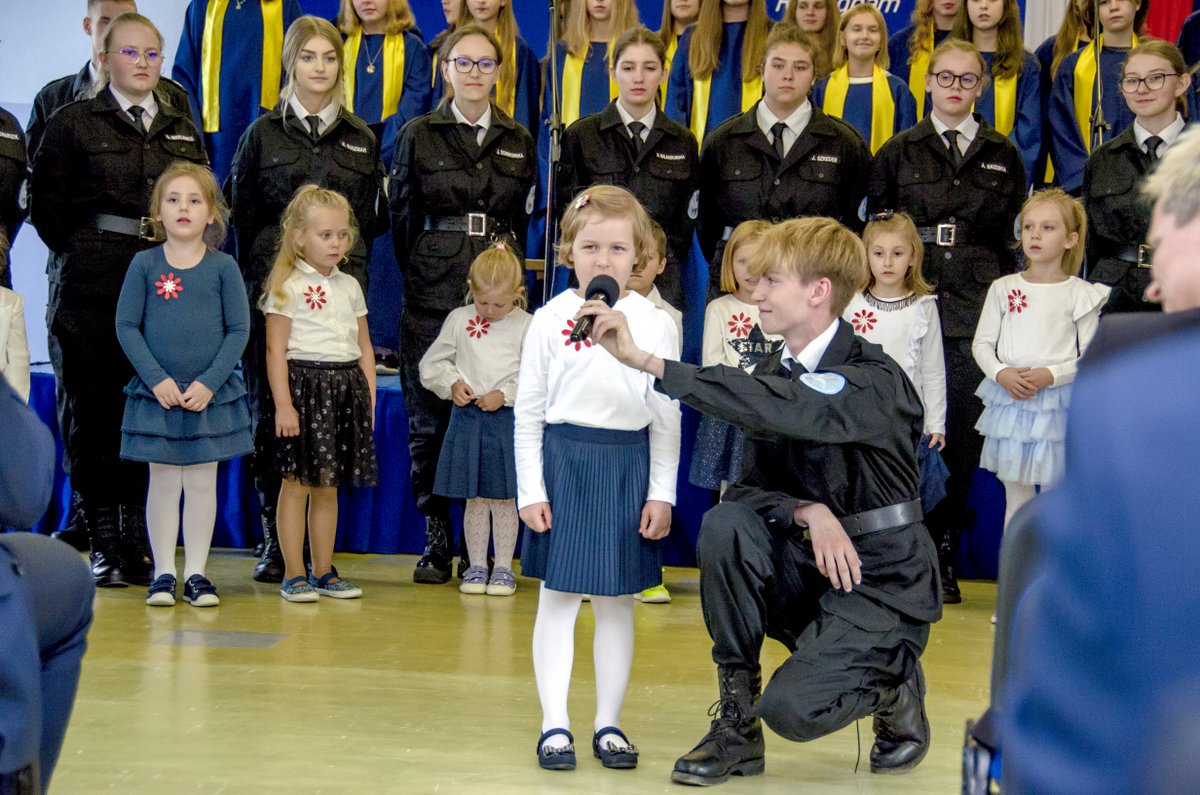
[309,572,363,599]
[280,575,318,603]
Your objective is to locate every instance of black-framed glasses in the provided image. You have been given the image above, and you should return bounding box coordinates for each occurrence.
[1119,72,1180,93]
[108,47,162,65]
[451,56,498,75]
[933,70,981,89]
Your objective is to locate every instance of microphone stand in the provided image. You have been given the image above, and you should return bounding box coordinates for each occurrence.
[1089,0,1109,153]
[542,0,564,305]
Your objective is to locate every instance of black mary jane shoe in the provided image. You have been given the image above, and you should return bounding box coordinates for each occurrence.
[537,728,576,771]
[592,726,639,769]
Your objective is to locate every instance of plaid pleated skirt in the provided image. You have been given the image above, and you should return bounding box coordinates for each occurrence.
[519,423,661,596]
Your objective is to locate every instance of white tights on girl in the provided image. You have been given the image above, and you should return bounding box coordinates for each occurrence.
[1002,480,1037,533]
[147,462,218,579]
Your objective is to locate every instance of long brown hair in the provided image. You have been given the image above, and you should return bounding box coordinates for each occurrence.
[689,0,769,83]
[336,0,415,36]
[564,0,640,60]
[455,3,521,117]
[613,26,668,69]
[1123,38,1192,119]
[785,0,840,77]
[905,0,936,66]
[261,185,359,310]
[658,0,696,50]
[1050,0,1093,78]
[833,4,889,71]
[280,16,347,112]
[150,161,229,248]
[951,0,1023,81]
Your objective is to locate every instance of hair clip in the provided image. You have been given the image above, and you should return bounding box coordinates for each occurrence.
[867,210,894,222]
[494,241,506,250]
[574,193,591,210]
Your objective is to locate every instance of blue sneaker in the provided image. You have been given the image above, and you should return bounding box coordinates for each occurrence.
[183,574,220,607]
[309,572,362,599]
[146,574,176,607]
[280,575,318,602]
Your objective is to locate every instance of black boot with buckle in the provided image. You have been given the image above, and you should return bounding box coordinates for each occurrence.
[86,503,126,588]
[413,514,452,584]
[253,501,284,583]
[120,503,154,585]
[870,661,930,773]
[672,667,765,786]
[939,530,962,604]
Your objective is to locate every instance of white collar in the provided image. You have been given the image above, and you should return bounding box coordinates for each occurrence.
[757,99,812,138]
[295,259,341,278]
[1133,114,1186,151]
[450,100,492,133]
[781,318,840,375]
[289,94,340,132]
[616,99,656,133]
[930,111,979,145]
[109,85,158,120]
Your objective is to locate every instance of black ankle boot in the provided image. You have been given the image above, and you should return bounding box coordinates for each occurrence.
[671,667,765,786]
[52,491,90,551]
[0,761,39,795]
[120,504,154,585]
[253,506,284,583]
[86,504,127,588]
[870,661,930,773]
[939,532,962,604]
[414,514,452,584]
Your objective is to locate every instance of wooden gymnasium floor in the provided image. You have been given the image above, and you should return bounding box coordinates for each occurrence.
[52,551,996,793]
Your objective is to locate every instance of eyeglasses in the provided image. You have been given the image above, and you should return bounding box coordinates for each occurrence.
[933,71,981,89]
[107,47,162,66]
[1119,72,1181,93]
[451,56,498,75]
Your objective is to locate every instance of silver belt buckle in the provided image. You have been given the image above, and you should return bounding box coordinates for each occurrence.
[139,216,161,242]
[466,212,487,237]
[936,223,956,247]
[1137,244,1152,269]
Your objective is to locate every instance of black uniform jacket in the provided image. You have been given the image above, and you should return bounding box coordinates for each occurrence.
[388,102,535,328]
[0,108,27,279]
[30,88,206,315]
[229,104,386,286]
[658,319,941,623]
[697,103,871,274]
[869,115,1026,338]
[1082,127,1154,305]
[557,102,699,307]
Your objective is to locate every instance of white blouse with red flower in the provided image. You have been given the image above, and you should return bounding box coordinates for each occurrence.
[971,273,1111,387]
[514,288,681,510]
[418,303,532,406]
[262,259,367,363]
[700,294,783,371]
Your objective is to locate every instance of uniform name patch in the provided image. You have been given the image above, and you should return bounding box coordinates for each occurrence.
[811,154,839,164]
[799,372,846,395]
[164,133,195,142]
[980,162,1007,173]
[496,148,525,160]
[655,152,686,161]
[0,131,18,141]
[340,141,368,153]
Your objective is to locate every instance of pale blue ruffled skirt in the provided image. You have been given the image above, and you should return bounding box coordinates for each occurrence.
[974,378,1070,487]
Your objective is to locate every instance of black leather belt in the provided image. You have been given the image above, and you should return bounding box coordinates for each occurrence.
[917,224,978,247]
[91,213,162,241]
[802,499,924,541]
[424,213,509,238]
[1101,243,1153,269]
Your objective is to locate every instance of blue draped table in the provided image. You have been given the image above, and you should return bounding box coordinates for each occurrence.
[25,368,1003,576]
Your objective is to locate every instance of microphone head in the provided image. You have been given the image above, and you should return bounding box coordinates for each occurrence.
[585,274,621,308]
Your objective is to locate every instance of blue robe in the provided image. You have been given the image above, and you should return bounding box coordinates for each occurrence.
[432,34,540,135]
[886,24,952,118]
[1049,45,1135,194]
[976,50,1042,189]
[810,71,917,149]
[1179,10,1200,68]
[349,31,432,170]
[172,0,305,183]
[665,22,750,139]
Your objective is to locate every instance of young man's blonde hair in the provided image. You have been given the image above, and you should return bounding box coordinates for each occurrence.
[719,219,771,294]
[557,185,655,275]
[746,217,868,315]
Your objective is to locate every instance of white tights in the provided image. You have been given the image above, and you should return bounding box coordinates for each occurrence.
[531,584,634,748]
[147,462,218,580]
[1002,480,1038,533]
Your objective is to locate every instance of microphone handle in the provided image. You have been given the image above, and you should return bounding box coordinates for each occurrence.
[569,290,606,342]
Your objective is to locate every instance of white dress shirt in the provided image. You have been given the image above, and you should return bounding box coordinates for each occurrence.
[262,260,367,362]
[450,100,492,144]
[930,111,980,157]
[110,85,158,130]
[616,99,656,144]
[756,99,813,158]
[288,94,340,136]
[419,304,533,406]
[780,317,839,375]
[1133,113,1186,157]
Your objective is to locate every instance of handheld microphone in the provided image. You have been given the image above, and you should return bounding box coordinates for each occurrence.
[569,274,620,343]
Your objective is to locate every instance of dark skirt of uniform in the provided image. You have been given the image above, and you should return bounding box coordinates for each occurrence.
[433,403,516,500]
[275,360,378,488]
[688,416,747,489]
[519,423,660,596]
[120,376,253,466]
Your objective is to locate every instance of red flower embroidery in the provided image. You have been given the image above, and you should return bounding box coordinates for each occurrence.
[727,312,753,338]
[467,315,491,338]
[1007,289,1027,314]
[561,319,592,351]
[154,273,183,300]
[852,309,877,333]
[304,285,327,310]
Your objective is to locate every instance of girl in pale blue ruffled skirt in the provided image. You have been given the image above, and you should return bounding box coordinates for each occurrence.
[971,190,1110,533]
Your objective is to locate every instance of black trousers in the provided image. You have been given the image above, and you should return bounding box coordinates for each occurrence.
[242,280,282,534]
[398,318,451,519]
[927,337,986,546]
[697,502,929,742]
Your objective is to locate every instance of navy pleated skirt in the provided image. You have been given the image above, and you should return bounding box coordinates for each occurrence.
[433,403,516,499]
[519,423,660,596]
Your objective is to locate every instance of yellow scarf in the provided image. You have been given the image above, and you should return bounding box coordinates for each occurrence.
[1073,34,1137,154]
[562,46,618,127]
[343,31,405,120]
[201,0,284,133]
[661,32,679,107]
[431,51,439,88]
[822,65,895,154]
[991,72,1016,136]
[691,74,762,146]
[907,22,932,119]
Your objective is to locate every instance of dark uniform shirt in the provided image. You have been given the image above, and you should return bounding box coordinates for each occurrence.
[658,320,941,623]
[869,115,1026,338]
[1082,127,1157,313]
[697,103,871,287]
[557,102,699,309]
[228,104,386,289]
[0,108,27,288]
[388,102,535,332]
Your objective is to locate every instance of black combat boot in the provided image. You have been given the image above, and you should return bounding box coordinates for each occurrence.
[870,661,930,773]
[51,491,90,551]
[671,667,765,786]
[86,504,126,588]
[120,503,154,585]
[939,530,962,604]
[413,514,452,584]
[253,502,284,583]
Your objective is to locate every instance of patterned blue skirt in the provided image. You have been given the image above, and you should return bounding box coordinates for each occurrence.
[519,423,660,596]
[688,415,746,490]
[120,374,253,466]
[433,403,516,499]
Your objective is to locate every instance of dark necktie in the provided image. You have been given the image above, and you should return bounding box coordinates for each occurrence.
[305,114,322,142]
[943,129,962,168]
[787,360,806,380]
[1144,134,1163,162]
[128,105,146,134]
[627,120,646,155]
[771,121,788,160]
[459,122,481,153]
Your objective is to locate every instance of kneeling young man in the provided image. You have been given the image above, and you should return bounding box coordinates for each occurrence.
[580,216,942,784]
